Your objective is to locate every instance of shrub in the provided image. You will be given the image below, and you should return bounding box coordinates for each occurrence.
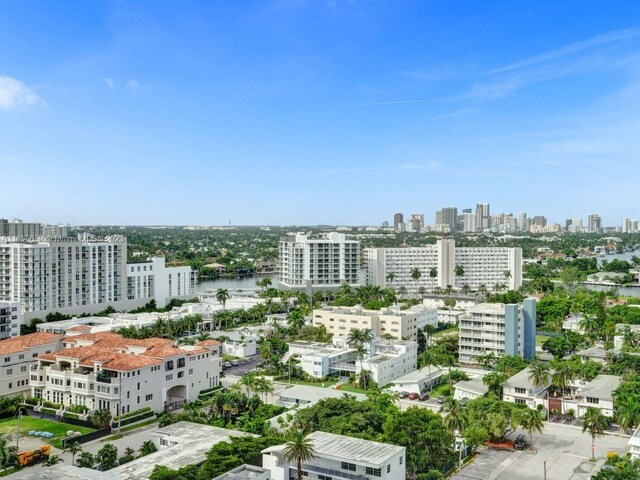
[41,407,58,415]
[68,405,89,414]
[63,411,80,419]
[42,401,62,409]
[24,397,40,406]
[118,454,135,465]
[113,407,152,422]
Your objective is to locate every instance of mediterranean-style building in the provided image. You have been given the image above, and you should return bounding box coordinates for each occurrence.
[30,332,221,415]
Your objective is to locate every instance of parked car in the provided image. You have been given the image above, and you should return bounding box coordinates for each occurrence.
[397,391,410,399]
[223,361,232,369]
[514,434,527,450]
[408,393,419,400]
[437,396,446,404]
[418,393,429,401]
[231,360,239,367]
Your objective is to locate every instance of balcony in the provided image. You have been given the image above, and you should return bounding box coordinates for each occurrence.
[293,462,366,480]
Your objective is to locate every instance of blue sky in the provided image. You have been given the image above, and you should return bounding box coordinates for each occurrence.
[1,1,640,226]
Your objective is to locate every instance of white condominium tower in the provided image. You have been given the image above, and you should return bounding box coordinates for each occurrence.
[278,232,360,292]
[0,234,127,317]
[364,239,521,295]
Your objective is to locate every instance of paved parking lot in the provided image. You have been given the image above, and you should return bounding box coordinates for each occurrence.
[452,422,630,480]
[222,355,262,376]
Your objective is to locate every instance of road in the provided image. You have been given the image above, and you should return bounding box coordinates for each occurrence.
[451,422,630,480]
[222,356,262,376]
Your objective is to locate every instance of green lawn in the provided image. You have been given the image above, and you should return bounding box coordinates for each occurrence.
[336,384,368,394]
[429,383,453,399]
[432,326,459,338]
[536,335,548,347]
[0,416,95,450]
[274,379,337,388]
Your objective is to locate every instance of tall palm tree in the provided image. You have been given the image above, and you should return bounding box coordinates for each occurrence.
[283,430,315,480]
[552,362,575,399]
[460,284,471,296]
[454,265,464,277]
[440,398,467,434]
[398,286,407,299]
[419,350,437,391]
[503,270,512,282]
[64,442,83,466]
[347,328,365,348]
[385,272,395,286]
[582,407,608,461]
[354,344,368,389]
[520,409,544,447]
[216,288,230,310]
[615,397,640,435]
[286,310,305,332]
[410,268,422,297]
[429,267,438,279]
[528,362,550,391]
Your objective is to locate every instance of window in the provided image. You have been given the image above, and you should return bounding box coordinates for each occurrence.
[387,465,391,474]
[515,387,527,394]
[4,357,9,363]
[145,394,153,401]
[400,457,403,465]
[515,398,527,405]
[586,397,599,405]
[6,369,11,375]
[365,467,381,477]
[166,374,173,381]
[177,371,184,378]
[341,462,356,472]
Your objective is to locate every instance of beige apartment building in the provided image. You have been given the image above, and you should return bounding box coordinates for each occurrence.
[312,305,437,340]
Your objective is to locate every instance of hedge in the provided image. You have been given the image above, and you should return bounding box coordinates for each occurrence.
[198,385,222,395]
[116,410,155,427]
[24,397,39,406]
[63,411,80,419]
[41,407,59,415]
[113,407,152,422]
[42,401,62,409]
[68,405,89,414]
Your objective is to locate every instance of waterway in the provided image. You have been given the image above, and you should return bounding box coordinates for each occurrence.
[587,249,640,297]
[196,274,279,293]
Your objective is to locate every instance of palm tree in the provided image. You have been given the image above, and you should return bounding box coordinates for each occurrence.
[578,314,598,335]
[615,397,640,435]
[552,362,575,399]
[347,328,365,348]
[429,267,438,280]
[503,270,512,282]
[283,430,315,480]
[42,454,63,467]
[197,331,211,341]
[454,265,464,277]
[483,371,507,397]
[90,409,112,429]
[64,442,83,466]
[528,362,550,391]
[354,344,368,388]
[582,407,608,461]
[419,350,437,391]
[286,310,306,332]
[385,272,395,286]
[398,286,407,299]
[216,288,230,310]
[460,284,471,296]
[410,268,422,297]
[138,440,157,457]
[520,409,544,447]
[440,397,467,434]
[76,451,95,468]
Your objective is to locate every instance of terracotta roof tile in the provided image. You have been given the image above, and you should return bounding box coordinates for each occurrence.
[0,333,64,356]
[66,325,92,332]
[196,339,222,347]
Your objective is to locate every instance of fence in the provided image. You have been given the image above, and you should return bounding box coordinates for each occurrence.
[61,428,111,448]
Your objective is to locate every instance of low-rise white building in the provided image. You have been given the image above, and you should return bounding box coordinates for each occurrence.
[287,338,417,386]
[276,384,366,408]
[573,375,621,418]
[390,366,445,395]
[263,431,406,480]
[31,333,221,416]
[628,427,640,460]
[208,330,258,358]
[453,376,489,401]
[562,315,585,333]
[502,367,552,409]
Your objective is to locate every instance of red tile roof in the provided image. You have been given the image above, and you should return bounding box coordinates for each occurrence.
[196,339,222,347]
[0,333,64,356]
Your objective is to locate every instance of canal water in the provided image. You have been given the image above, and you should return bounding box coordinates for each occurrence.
[196,274,279,293]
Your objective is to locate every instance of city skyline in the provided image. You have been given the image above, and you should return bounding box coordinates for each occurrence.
[1,2,640,225]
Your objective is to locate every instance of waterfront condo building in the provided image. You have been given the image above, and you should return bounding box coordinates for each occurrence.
[30,332,221,415]
[263,431,406,480]
[364,239,522,296]
[278,232,360,292]
[0,234,195,322]
[458,299,536,365]
[0,301,22,339]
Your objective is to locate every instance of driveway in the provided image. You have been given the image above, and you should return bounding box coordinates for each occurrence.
[452,422,630,480]
[222,356,262,376]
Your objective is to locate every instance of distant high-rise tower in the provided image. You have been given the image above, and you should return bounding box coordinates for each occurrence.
[475,203,490,231]
[439,207,458,231]
[587,214,601,233]
[409,213,424,232]
[393,213,404,230]
[531,216,547,227]
[518,212,528,232]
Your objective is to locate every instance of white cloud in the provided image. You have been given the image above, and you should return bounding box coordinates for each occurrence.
[104,78,115,91]
[126,79,139,92]
[0,75,44,111]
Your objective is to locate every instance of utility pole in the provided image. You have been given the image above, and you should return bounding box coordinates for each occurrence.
[117,373,122,433]
[544,461,547,480]
[16,408,22,452]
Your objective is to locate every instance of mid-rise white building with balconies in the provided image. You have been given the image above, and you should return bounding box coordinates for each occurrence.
[0,301,21,339]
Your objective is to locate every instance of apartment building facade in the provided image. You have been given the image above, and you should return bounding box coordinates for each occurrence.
[0,332,64,397]
[278,233,360,292]
[458,299,536,365]
[264,431,406,480]
[0,234,195,321]
[364,239,522,296]
[312,305,437,340]
[30,333,221,415]
[0,301,21,339]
